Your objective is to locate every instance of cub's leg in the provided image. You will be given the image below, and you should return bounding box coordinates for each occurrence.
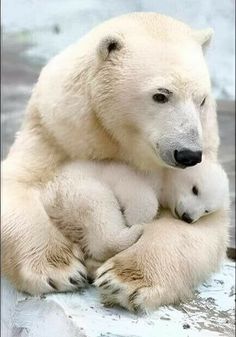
[102,164,159,226]
[42,177,144,262]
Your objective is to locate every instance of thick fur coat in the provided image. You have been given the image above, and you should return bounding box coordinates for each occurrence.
[2,12,230,311]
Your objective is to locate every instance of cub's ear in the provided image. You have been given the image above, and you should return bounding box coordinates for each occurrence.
[97,35,124,60]
[192,28,214,50]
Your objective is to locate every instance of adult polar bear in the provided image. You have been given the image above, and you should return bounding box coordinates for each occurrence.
[2,13,229,311]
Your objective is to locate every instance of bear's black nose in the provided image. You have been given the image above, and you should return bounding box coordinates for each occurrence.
[181,212,193,224]
[174,149,202,167]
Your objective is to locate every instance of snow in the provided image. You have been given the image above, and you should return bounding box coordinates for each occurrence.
[2,0,235,100]
[2,260,235,337]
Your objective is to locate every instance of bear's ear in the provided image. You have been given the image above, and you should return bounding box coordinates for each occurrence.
[97,35,124,61]
[192,28,214,50]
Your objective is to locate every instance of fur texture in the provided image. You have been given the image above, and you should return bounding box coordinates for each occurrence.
[1,13,229,310]
[40,159,229,264]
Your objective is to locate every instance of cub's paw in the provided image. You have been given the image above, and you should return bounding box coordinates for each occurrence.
[94,258,153,312]
[125,224,144,245]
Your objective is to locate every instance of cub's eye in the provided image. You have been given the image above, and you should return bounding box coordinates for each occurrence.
[153,93,168,104]
[192,186,199,196]
[200,97,206,107]
[205,210,209,213]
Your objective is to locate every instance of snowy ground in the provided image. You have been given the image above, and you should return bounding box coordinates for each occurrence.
[2,261,235,337]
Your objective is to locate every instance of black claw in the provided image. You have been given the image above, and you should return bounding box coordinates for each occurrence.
[120,206,125,214]
[133,304,140,312]
[79,271,87,281]
[97,267,114,280]
[69,277,79,285]
[129,290,139,303]
[48,278,58,290]
[87,276,94,284]
[98,280,110,288]
[111,288,120,295]
[102,285,111,290]
[103,301,115,308]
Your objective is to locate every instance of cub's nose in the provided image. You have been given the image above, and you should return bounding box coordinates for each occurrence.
[174,149,202,167]
[181,212,193,224]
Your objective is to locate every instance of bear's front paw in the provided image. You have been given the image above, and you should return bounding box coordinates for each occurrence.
[94,258,152,312]
[45,244,88,292]
[19,244,88,295]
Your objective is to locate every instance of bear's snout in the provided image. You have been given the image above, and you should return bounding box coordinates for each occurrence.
[174,149,202,168]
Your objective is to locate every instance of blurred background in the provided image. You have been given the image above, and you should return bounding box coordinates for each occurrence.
[1,0,235,251]
[2,0,235,97]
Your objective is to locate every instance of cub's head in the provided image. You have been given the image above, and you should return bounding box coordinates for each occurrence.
[165,161,230,223]
[91,14,216,170]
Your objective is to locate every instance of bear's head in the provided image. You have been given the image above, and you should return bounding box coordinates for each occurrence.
[36,14,218,171]
[91,14,217,170]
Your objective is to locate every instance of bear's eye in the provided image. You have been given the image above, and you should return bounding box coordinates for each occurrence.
[200,97,206,107]
[205,210,209,213]
[153,93,168,104]
[192,186,199,196]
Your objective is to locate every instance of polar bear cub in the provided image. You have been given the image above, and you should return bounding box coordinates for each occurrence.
[41,160,229,262]
[42,161,159,262]
[162,160,230,223]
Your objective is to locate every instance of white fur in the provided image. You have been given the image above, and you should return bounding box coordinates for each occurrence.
[1,13,229,310]
[163,159,230,223]
[41,159,229,263]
